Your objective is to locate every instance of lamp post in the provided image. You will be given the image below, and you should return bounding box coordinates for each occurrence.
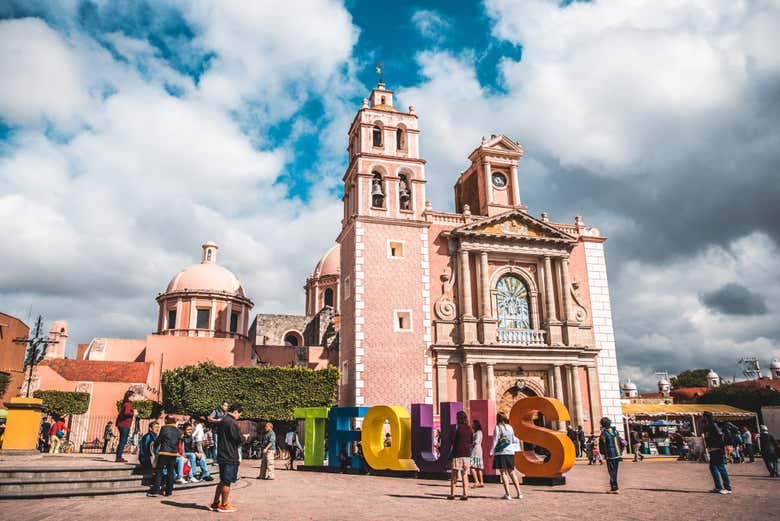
[14,316,58,398]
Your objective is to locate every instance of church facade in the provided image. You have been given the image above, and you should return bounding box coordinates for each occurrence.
[320,82,623,434]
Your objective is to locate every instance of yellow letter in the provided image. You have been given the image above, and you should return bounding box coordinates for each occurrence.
[509,397,575,478]
[360,405,418,471]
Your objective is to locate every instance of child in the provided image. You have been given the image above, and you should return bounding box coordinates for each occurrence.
[587,436,604,465]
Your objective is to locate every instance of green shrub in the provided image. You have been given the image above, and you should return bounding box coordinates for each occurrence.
[33,390,90,416]
[115,399,163,419]
[699,383,780,422]
[162,362,339,420]
[0,371,10,397]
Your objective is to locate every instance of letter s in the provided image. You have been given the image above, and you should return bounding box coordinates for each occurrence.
[509,397,575,478]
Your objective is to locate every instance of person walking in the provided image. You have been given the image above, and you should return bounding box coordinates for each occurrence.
[208,401,229,461]
[490,412,523,500]
[148,415,181,497]
[447,411,473,500]
[702,412,732,494]
[598,417,625,494]
[115,390,135,463]
[211,403,244,513]
[469,419,485,489]
[39,415,52,453]
[102,421,115,454]
[630,429,644,462]
[567,425,580,458]
[741,426,754,463]
[259,422,277,480]
[577,425,587,458]
[192,418,205,456]
[48,416,69,454]
[758,425,778,478]
[285,429,302,470]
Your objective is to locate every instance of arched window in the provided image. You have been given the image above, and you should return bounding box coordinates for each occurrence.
[496,274,531,330]
[372,125,383,147]
[371,171,385,208]
[284,332,300,347]
[398,173,411,211]
[396,128,406,150]
[324,288,334,307]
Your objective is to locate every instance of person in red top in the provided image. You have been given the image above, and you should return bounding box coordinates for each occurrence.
[49,416,70,454]
[115,390,135,462]
[448,410,474,501]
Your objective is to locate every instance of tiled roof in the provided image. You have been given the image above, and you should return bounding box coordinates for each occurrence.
[731,379,780,392]
[670,387,709,401]
[40,359,151,383]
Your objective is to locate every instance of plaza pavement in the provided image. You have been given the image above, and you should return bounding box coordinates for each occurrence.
[1,459,776,520]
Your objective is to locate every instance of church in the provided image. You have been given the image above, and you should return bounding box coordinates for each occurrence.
[28,81,622,438]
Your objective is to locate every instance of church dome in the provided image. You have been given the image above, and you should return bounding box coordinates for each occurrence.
[707,369,719,378]
[770,358,780,370]
[164,242,247,298]
[622,381,638,391]
[313,244,340,278]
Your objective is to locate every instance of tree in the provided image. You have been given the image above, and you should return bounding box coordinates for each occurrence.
[670,369,710,389]
[698,383,780,422]
[33,390,90,417]
[161,362,339,420]
[0,371,10,397]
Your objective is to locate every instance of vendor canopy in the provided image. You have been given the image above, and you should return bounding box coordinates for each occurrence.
[621,403,755,420]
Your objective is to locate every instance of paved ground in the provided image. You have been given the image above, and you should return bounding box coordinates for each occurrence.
[1,459,776,520]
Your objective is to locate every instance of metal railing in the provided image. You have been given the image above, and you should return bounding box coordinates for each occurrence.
[496,328,546,346]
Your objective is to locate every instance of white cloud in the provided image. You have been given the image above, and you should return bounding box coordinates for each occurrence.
[0,3,357,354]
[411,9,450,44]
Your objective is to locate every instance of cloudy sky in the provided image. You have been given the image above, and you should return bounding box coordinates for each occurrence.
[2,1,778,390]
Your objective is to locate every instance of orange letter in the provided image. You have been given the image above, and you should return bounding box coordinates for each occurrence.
[509,397,575,478]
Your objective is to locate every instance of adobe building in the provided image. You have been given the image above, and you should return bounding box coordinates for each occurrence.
[0,312,29,403]
[323,82,623,434]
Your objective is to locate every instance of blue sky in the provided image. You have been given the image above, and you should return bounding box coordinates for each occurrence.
[1,1,779,390]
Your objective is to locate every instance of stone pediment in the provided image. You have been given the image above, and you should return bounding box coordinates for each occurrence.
[484,135,523,153]
[452,210,576,244]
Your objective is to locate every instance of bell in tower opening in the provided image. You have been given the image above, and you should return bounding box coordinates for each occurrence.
[399,174,411,211]
[371,172,385,208]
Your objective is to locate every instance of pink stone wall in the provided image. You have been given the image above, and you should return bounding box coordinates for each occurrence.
[89,338,146,362]
[568,240,593,328]
[338,226,356,406]
[359,221,427,409]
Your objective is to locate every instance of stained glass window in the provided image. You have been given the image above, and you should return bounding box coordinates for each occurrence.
[496,274,530,329]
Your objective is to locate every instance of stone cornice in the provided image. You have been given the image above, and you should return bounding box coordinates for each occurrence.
[157,290,254,308]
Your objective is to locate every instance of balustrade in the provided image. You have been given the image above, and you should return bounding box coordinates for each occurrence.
[496,328,546,346]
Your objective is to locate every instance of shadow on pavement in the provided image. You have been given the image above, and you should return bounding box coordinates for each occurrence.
[539,489,608,495]
[633,488,710,494]
[160,500,212,511]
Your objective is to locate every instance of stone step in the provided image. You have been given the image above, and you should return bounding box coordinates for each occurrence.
[0,476,219,500]
[0,462,218,480]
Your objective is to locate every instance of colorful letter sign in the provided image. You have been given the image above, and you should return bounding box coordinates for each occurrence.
[361,405,417,471]
[293,406,329,466]
[328,406,368,469]
[509,397,576,478]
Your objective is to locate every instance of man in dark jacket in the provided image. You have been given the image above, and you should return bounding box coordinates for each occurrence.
[139,421,160,470]
[567,426,580,457]
[148,415,181,497]
[577,426,587,457]
[702,412,732,494]
[211,403,243,513]
[758,425,778,477]
[598,417,625,493]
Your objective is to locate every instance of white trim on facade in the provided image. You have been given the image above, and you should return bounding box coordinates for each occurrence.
[354,222,365,405]
[421,229,433,404]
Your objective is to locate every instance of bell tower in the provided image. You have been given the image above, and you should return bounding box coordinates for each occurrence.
[337,82,433,410]
[342,82,426,224]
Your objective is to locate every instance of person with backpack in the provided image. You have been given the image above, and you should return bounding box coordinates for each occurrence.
[598,417,626,494]
[147,415,181,497]
[489,412,523,500]
[702,412,732,494]
[757,425,778,478]
[48,416,69,453]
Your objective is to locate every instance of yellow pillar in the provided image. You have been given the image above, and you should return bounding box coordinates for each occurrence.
[2,397,44,451]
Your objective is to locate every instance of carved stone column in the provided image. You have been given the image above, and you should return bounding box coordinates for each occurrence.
[486,363,496,406]
[460,250,474,318]
[436,360,449,414]
[463,362,476,406]
[483,161,493,204]
[570,365,584,428]
[479,252,490,318]
[543,256,557,322]
[511,164,521,206]
[553,364,566,432]
[560,257,573,322]
[586,365,599,435]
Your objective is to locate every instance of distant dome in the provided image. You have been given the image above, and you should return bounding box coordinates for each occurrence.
[313,244,340,278]
[622,381,637,391]
[770,358,780,369]
[164,242,247,298]
[707,369,719,378]
[658,377,670,386]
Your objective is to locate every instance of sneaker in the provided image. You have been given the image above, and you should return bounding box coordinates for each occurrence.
[515,493,524,499]
[190,477,200,483]
[217,504,237,513]
[203,475,214,482]
[710,489,723,493]
[210,503,219,511]
[146,491,159,497]
[719,489,731,494]
[502,494,512,500]
[606,489,619,494]
[176,478,187,484]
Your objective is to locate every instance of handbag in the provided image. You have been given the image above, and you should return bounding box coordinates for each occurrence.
[495,426,510,452]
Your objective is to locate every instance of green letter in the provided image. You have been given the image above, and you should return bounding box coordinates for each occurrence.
[294,407,330,466]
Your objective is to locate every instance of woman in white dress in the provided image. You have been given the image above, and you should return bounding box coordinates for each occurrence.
[470,419,485,488]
